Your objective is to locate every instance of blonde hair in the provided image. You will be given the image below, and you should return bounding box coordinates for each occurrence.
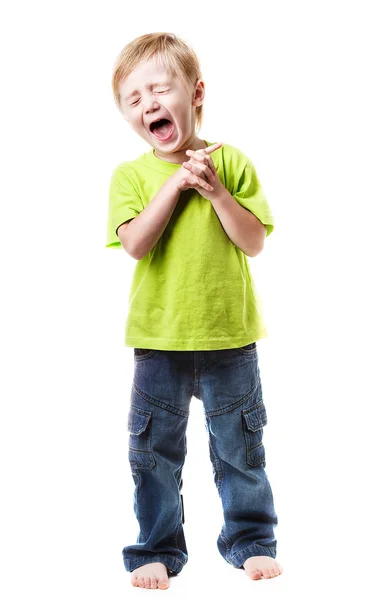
[112,32,204,135]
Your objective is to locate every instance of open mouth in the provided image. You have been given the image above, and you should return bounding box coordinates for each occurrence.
[149,118,175,140]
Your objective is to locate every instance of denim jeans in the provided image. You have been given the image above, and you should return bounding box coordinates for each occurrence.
[122,343,278,575]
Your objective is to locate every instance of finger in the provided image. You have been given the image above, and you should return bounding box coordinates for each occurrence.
[203,164,215,181]
[185,150,213,173]
[204,142,223,154]
[186,148,210,160]
[185,148,210,160]
[207,156,216,172]
[185,149,217,175]
[186,142,222,157]
[196,174,213,191]
[183,161,214,182]
[187,172,214,191]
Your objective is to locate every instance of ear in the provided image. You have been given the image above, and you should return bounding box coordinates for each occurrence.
[193,79,205,106]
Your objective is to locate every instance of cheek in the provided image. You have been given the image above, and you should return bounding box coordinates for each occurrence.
[171,101,192,123]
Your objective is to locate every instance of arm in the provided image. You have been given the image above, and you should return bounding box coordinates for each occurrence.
[117,177,181,260]
[210,186,267,257]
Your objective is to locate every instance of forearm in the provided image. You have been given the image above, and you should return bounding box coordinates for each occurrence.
[210,186,266,257]
[126,177,181,260]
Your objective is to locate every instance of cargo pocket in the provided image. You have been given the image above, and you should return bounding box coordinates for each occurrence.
[242,400,268,467]
[127,406,156,471]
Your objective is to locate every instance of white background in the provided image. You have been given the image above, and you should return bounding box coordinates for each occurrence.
[1,1,368,598]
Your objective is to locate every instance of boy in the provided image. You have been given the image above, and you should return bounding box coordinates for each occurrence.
[106,32,283,590]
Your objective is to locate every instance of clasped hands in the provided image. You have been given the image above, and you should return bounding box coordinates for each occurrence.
[181,141,223,201]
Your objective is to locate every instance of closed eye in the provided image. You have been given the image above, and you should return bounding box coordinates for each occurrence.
[130,90,167,106]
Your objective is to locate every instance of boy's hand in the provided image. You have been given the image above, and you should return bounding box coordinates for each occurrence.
[174,142,223,200]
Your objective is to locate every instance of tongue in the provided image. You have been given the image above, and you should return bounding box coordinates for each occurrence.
[153,121,174,139]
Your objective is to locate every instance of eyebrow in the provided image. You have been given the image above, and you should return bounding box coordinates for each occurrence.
[123,81,170,102]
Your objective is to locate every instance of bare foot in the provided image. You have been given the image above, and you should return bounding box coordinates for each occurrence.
[131,562,170,590]
[243,556,283,580]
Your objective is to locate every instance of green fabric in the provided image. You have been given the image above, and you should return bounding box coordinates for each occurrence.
[105,140,275,350]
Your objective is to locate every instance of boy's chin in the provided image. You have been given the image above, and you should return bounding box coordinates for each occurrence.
[150,138,179,153]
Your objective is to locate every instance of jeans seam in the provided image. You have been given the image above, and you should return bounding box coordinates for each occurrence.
[124,554,186,571]
[171,521,181,551]
[231,542,277,562]
[208,431,224,494]
[219,530,232,560]
[170,460,186,551]
[205,377,260,418]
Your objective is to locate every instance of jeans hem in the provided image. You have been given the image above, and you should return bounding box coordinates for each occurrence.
[123,554,186,575]
[228,542,277,569]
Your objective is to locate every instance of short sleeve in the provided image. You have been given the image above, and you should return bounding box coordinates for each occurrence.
[232,158,275,237]
[105,166,143,248]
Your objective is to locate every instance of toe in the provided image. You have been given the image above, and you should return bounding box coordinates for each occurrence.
[250,569,262,580]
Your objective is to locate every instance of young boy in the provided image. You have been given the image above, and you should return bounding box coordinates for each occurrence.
[106,32,283,590]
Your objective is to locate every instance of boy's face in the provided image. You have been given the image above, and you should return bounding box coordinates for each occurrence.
[119,56,205,162]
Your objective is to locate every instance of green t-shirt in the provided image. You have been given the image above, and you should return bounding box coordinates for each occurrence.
[105,140,274,350]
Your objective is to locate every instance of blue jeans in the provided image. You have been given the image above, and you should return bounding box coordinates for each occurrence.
[123,343,278,575]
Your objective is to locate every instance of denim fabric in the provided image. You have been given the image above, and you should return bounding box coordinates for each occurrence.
[123,343,278,575]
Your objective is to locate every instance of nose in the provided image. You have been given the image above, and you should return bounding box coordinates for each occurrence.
[143,94,161,113]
